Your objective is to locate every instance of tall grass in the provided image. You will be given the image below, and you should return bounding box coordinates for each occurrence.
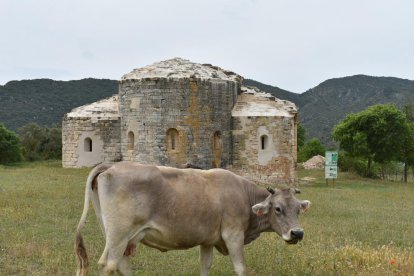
[1,161,413,275]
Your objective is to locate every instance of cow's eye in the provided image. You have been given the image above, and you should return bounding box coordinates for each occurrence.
[275,207,282,214]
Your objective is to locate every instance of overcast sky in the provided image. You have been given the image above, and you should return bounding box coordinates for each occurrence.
[0,0,413,93]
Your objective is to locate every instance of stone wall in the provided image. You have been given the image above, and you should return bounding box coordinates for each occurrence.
[232,115,297,184]
[61,59,298,184]
[62,116,121,167]
[231,90,298,184]
[118,77,239,168]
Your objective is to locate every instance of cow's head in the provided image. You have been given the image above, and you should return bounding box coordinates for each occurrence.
[252,187,310,244]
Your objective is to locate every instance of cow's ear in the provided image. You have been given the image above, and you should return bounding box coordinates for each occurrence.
[300,200,311,213]
[252,197,271,217]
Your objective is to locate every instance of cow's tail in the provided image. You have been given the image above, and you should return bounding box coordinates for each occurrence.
[75,163,112,276]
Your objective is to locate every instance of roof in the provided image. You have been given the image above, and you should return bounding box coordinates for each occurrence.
[65,95,119,119]
[231,86,297,117]
[121,58,241,82]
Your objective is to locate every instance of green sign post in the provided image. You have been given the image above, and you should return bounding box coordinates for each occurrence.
[325,151,338,186]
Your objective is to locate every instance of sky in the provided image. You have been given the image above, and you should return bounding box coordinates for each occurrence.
[0,0,413,93]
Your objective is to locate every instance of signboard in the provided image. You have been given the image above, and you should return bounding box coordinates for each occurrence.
[325,151,338,179]
[325,165,338,179]
[325,151,338,166]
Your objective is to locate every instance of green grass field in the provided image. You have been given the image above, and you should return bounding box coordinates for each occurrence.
[1,161,414,275]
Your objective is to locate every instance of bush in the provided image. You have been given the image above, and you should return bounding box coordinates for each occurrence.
[338,152,383,178]
[18,123,62,161]
[298,138,326,162]
[338,152,368,176]
[0,123,23,163]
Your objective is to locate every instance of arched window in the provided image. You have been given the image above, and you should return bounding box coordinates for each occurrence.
[84,137,92,152]
[128,131,135,150]
[260,135,268,150]
[166,128,179,151]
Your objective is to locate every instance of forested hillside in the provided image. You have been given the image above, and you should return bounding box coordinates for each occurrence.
[299,75,414,146]
[0,78,118,130]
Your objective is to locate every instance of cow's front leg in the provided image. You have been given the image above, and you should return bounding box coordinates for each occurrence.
[199,245,213,276]
[222,231,246,276]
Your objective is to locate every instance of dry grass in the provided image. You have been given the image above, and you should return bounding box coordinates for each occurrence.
[1,161,414,275]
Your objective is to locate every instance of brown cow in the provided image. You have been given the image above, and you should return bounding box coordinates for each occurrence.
[75,162,310,276]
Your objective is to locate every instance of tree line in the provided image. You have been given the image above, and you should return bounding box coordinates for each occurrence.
[0,123,61,163]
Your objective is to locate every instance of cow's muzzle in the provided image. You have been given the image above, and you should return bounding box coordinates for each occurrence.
[283,228,304,244]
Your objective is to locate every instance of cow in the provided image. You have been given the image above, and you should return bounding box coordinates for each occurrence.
[75,162,310,276]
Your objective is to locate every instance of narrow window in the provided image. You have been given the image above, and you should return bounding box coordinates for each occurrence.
[260,135,268,150]
[214,131,221,150]
[212,131,222,168]
[166,128,179,151]
[128,131,135,150]
[84,137,92,152]
[171,133,176,150]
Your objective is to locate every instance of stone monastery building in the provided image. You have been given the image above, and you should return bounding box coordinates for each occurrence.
[62,58,298,183]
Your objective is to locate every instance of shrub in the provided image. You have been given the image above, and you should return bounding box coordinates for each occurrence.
[18,123,62,161]
[298,138,326,162]
[0,123,23,163]
[338,152,368,176]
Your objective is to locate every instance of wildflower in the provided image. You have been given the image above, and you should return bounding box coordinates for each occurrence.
[389,259,397,265]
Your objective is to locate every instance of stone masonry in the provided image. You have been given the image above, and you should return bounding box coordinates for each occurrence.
[62,58,298,183]
[62,96,121,167]
[231,87,297,183]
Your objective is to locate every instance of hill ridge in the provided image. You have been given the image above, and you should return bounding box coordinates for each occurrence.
[1,75,414,147]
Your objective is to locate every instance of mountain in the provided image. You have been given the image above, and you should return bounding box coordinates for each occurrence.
[1,76,414,148]
[299,75,414,146]
[0,78,118,131]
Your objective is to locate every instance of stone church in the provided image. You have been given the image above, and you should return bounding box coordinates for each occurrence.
[62,58,298,183]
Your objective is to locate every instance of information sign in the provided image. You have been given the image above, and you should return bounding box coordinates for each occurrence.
[325,151,338,166]
[325,165,338,179]
[325,151,338,179]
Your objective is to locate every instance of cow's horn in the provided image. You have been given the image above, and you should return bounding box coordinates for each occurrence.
[267,187,275,194]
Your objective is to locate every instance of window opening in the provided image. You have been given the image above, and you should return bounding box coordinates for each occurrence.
[84,137,92,152]
[128,131,135,150]
[260,135,268,150]
[171,134,176,150]
[166,128,179,151]
[214,131,221,150]
[213,131,222,168]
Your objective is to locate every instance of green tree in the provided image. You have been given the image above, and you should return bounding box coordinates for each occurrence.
[333,104,407,177]
[298,138,325,162]
[297,123,306,150]
[401,102,414,182]
[42,126,62,160]
[0,123,23,163]
[18,123,62,161]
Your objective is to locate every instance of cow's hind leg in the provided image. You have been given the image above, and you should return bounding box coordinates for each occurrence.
[116,242,137,276]
[200,245,213,276]
[98,245,109,273]
[99,238,130,276]
[120,232,147,274]
[117,255,132,276]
